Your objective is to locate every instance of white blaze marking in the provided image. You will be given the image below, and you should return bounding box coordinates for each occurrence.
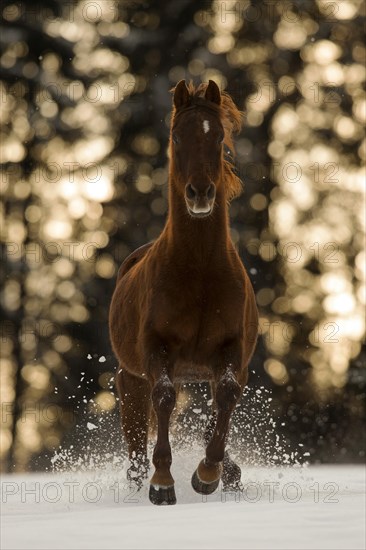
[203,120,210,134]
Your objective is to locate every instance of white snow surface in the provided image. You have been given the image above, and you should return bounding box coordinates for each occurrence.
[1,460,365,550]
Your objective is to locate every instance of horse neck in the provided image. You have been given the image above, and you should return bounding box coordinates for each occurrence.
[163,174,231,265]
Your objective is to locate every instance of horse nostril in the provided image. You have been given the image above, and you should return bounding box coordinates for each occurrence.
[186,184,197,200]
[186,183,215,201]
[206,183,215,200]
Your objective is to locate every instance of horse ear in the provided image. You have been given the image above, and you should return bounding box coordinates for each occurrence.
[173,80,189,109]
[205,80,221,105]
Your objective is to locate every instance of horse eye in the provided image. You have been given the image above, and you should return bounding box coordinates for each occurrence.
[172,134,179,145]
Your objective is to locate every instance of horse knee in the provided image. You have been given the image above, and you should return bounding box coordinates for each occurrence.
[152,377,176,416]
[216,370,241,412]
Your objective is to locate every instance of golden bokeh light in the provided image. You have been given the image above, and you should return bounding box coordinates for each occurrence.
[1,0,365,471]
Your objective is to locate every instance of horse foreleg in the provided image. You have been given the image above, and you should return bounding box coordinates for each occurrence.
[149,367,176,505]
[192,366,243,495]
[203,396,242,492]
[116,368,151,488]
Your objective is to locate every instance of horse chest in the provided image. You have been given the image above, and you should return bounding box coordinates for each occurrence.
[151,275,243,355]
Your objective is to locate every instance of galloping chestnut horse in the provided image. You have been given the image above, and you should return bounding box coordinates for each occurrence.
[109,80,258,505]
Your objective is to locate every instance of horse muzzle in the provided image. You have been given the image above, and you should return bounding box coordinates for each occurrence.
[185,183,216,218]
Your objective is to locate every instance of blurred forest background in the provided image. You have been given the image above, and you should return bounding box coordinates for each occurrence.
[0,0,365,473]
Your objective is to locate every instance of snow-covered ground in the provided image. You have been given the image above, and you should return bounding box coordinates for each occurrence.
[1,460,365,550]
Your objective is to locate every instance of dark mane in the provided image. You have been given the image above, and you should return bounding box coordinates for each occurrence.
[171,81,243,201]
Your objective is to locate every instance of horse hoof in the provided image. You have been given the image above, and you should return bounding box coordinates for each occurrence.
[191,469,220,495]
[149,484,176,505]
[222,459,242,492]
[222,479,243,492]
[127,471,146,491]
[127,457,150,489]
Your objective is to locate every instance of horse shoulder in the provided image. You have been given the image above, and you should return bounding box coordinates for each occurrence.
[117,241,154,281]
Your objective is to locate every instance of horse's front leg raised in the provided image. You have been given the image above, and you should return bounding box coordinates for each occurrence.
[192,345,246,495]
[148,347,177,505]
[203,399,242,492]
